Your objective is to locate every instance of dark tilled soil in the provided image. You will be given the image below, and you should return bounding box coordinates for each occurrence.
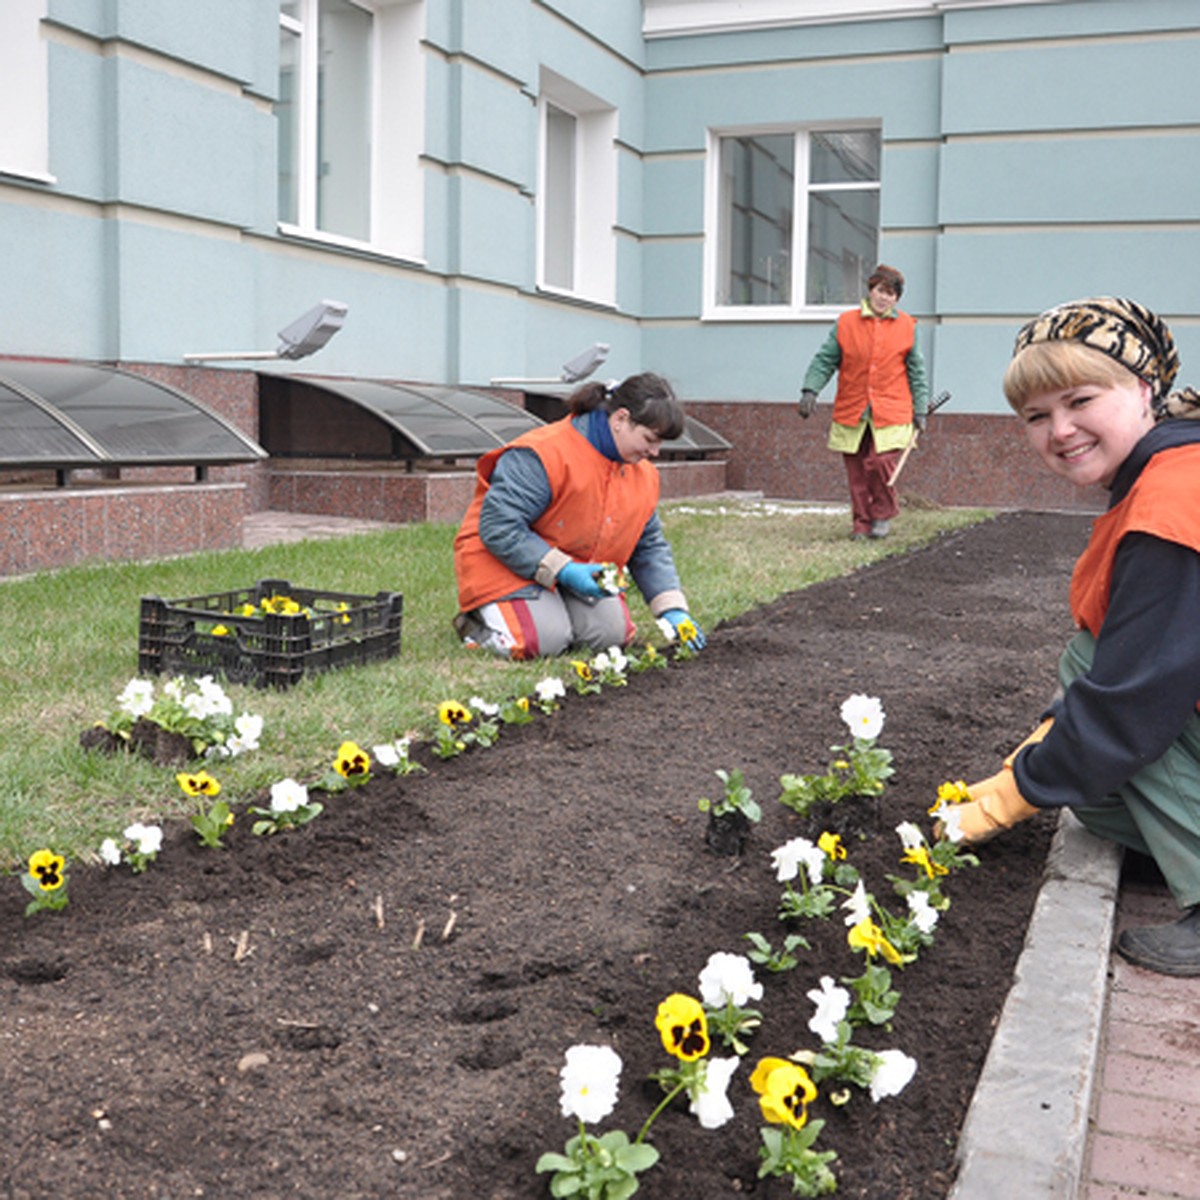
[0,511,1092,1199]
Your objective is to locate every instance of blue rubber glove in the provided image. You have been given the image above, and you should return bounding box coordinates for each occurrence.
[659,608,707,650]
[556,560,607,601]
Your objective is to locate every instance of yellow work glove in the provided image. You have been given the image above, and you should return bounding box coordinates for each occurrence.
[942,718,1053,844]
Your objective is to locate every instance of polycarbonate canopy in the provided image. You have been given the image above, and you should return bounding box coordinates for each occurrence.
[513,386,732,458]
[0,361,266,468]
[259,375,546,460]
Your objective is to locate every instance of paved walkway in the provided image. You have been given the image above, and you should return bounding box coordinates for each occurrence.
[1081,881,1200,1199]
[244,509,1200,1199]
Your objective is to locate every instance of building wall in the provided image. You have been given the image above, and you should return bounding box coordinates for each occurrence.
[1,1,1198,518]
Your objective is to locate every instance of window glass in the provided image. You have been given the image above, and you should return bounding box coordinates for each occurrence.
[713,126,880,311]
[810,130,879,185]
[718,134,794,307]
[542,104,577,291]
[317,0,372,241]
[806,187,879,306]
[277,22,301,225]
[277,0,375,244]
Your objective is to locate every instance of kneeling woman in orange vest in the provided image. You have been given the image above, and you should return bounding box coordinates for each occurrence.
[941,297,1200,976]
[453,371,706,660]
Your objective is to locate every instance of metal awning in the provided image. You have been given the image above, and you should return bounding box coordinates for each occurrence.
[0,360,267,469]
[258,375,545,461]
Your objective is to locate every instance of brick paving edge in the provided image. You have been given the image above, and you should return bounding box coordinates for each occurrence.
[948,810,1122,1200]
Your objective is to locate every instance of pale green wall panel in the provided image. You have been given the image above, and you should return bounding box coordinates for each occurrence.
[645,55,942,150]
[881,142,940,228]
[113,222,259,362]
[643,321,818,401]
[615,229,642,316]
[645,15,942,70]
[46,40,110,195]
[455,66,534,188]
[936,228,1200,316]
[943,36,1200,135]
[49,0,272,92]
[939,133,1200,223]
[538,0,645,64]
[640,239,703,319]
[455,175,533,286]
[0,201,110,357]
[112,58,262,226]
[944,0,1199,44]
[642,156,704,236]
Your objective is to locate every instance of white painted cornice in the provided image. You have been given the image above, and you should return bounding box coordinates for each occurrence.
[643,0,1065,38]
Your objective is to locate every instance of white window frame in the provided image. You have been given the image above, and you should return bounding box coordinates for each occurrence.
[537,69,618,307]
[0,0,54,183]
[703,121,881,322]
[277,0,425,261]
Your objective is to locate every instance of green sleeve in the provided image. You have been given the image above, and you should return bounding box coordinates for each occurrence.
[906,337,930,414]
[802,326,842,395]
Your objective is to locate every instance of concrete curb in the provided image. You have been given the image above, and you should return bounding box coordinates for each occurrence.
[949,811,1122,1200]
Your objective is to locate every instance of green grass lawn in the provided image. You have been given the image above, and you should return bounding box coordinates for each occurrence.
[0,498,990,867]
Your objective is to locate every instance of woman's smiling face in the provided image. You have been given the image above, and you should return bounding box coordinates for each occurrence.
[1019,374,1155,489]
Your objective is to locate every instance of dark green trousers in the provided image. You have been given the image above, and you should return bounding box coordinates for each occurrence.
[1060,631,1200,909]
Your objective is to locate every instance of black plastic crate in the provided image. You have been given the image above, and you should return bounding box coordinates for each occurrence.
[138,578,403,689]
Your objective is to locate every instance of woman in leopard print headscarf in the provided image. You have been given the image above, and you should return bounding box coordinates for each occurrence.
[940,296,1200,977]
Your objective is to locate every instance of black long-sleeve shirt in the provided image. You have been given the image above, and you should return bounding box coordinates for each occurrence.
[1015,421,1200,807]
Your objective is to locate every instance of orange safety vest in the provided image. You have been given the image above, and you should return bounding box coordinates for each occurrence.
[454,418,661,612]
[831,308,917,429]
[1071,443,1200,636]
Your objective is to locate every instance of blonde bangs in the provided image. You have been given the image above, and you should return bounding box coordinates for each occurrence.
[1003,341,1139,411]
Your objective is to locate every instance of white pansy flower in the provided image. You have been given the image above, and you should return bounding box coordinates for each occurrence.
[234,712,263,749]
[688,1056,738,1129]
[895,821,924,851]
[771,836,825,885]
[163,677,185,702]
[698,951,763,1008]
[123,822,162,855]
[840,693,885,741]
[869,1049,918,1102]
[936,804,965,843]
[270,778,308,814]
[373,743,400,768]
[907,890,940,934]
[842,880,872,927]
[806,975,851,1045]
[117,679,155,718]
[535,677,566,702]
[558,1044,622,1125]
[468,696,499,717]
[99,838,122,866]
[603,646,627,673]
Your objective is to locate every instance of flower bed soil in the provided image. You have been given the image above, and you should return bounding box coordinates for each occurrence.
[0,511,1092,1199]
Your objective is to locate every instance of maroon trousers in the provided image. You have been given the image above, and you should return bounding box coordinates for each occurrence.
[842,430,901,534]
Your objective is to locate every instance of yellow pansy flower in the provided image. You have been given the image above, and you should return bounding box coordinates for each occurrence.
[750,1057,818,1130]
[848,918,904,965]
[177,770,221,797]
[654,993,710,1062]
[334,741,370,778]
[818,831,846,861]
[438,700,471,727]
[28,849,65,892]
[901,845,948,879]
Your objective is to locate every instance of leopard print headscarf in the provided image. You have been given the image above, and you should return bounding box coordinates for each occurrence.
[1013,296,1200,419]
